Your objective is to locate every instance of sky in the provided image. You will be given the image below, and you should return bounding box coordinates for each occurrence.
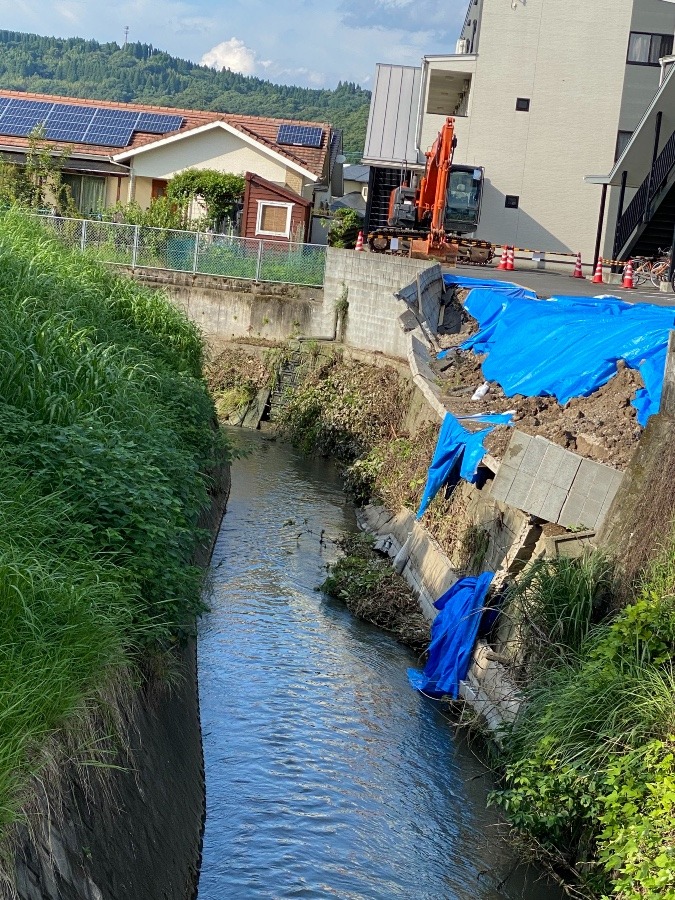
[0,0,467,89]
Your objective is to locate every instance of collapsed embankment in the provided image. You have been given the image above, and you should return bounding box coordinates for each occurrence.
[208,263,675,898]
[0,211,228,899]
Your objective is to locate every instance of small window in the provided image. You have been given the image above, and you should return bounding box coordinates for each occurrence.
[627,32,674,66]
[505,195,519,209]
[615,130,633,161]
[516,97,530,112]
[256,201,293,237]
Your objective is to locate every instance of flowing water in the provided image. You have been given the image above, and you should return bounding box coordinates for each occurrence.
[197,432,558,900]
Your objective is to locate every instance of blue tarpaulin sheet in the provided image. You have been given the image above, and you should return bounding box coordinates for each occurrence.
[416,412,496,518]
[443,275,675,427]
[408,572,494,700]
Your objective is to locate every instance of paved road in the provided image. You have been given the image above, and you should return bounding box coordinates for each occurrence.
[446,262,675,305]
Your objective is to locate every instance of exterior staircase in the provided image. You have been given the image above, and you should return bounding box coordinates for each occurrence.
[268,345,303,422]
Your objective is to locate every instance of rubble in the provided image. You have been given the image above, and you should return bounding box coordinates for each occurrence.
[432,295,643,471]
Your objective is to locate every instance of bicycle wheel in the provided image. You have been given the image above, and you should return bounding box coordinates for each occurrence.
[633,258,652,286]
[650,260,669,287]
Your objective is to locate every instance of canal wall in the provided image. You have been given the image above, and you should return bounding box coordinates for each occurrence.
[120,249,436,358]
[8,466,230,900]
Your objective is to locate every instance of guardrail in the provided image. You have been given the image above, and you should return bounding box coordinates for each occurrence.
[35,215,327,287]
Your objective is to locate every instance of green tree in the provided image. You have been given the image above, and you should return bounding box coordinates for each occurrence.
[167,169,245,226]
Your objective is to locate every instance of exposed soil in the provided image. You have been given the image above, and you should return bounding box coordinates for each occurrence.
[432,292,643,470]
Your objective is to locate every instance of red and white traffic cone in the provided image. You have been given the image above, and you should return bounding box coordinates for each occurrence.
[572,251,584,278]
[496,245,508,270]
[505,246,515,271]
[622,259,635,289]
[591,257,604,285]
[354,230,364,251]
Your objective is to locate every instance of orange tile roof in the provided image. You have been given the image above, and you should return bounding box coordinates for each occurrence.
[0,89,331,177]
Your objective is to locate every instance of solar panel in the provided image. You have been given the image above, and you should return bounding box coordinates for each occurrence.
[83,127,134,147]
[135,112,184,133]
[277,124,323,148]
[0,97,184,147]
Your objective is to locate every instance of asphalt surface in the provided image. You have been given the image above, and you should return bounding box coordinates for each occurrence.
[446,262,675,305]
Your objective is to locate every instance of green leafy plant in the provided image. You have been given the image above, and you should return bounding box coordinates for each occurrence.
[167,169,245,227]
[327,208,362,249]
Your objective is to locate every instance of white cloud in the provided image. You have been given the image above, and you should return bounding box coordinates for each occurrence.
[54,1,84,25]
[201,38,263,76]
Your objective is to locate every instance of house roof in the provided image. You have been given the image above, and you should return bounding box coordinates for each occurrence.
[0,89,332,179]
[244,171,312,207]
[344,164,370,183]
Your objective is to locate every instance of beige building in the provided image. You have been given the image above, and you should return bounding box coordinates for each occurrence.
[363,0,675,262]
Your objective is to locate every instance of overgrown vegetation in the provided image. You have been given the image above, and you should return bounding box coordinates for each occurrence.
[322,534,429,650]
[0,209,225,835]
[490,542,675,898]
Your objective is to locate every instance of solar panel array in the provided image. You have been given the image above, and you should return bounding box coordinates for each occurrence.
[0,98,184,147]
[277,124,323,148]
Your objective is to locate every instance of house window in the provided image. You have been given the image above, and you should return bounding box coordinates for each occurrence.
[505,195,519,209]
[61,174,106,215]
[516,97,530,112]
[151,179,167,200]
[615,130,633,160]
[256,201,293,237]
[627,32,674,66]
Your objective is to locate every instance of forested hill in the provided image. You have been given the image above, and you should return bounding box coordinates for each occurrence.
[0,31,371,157]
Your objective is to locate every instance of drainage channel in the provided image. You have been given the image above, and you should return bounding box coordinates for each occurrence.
[197,431,560,899]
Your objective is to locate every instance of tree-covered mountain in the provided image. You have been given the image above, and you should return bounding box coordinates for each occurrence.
[0,31,370,158]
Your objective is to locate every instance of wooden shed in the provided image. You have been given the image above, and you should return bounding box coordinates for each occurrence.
[241,172,312,244]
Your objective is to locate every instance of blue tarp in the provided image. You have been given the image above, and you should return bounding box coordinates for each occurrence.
[408,572,494,700]
[416,412,496,518]
[443,275,675,427]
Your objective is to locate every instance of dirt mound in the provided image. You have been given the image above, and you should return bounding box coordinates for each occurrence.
[432,349,642,471]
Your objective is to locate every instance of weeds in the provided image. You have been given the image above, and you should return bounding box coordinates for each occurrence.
[0,209,225,837]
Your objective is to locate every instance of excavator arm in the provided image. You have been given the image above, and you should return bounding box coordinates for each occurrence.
[416,116,457,244]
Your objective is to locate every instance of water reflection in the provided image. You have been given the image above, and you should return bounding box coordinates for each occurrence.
[197,432,558,900]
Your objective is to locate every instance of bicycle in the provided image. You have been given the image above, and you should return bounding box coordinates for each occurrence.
[630,248,671,287]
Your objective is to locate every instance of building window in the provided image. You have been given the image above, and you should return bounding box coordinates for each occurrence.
[615,130,633,161]
[61,174,106,215]
[515,97,530,112]
[627,32,674,66]
[505,195,519,209]
[255,201,293,237]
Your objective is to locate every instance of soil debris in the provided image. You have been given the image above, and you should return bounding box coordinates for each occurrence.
[432,301,643,470]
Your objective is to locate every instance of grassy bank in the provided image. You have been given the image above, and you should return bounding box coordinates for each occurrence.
[489,544,675,898]
[0,210,225,838]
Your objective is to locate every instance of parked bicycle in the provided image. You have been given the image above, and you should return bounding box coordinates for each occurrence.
[632,248,672,287]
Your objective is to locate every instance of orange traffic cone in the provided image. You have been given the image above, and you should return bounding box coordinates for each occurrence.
[622,259,635,289]
[496,245,508,270]
[572,251,584,278]
[591,257,604,285]
[505,246,515,271]
[355,231,364,251]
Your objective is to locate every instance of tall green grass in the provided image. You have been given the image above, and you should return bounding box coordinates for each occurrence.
[0,209,224,834]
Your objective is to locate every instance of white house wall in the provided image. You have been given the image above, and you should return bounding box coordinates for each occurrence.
[130,128,298,187]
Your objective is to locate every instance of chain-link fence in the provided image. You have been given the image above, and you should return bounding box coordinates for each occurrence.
[36,215,327,287]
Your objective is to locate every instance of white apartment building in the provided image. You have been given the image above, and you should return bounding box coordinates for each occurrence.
[363,0,675,263]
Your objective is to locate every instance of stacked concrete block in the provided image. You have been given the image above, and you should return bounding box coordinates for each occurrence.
[491,431,623,531]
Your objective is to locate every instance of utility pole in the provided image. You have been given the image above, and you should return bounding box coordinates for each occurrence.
[123,26,129,48]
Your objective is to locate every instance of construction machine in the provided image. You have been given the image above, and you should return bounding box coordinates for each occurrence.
[368,117,491,263]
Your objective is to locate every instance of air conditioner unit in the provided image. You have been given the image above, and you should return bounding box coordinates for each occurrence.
[455,39,470,55]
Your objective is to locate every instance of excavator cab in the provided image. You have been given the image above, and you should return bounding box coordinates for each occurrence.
[444,165,484,235]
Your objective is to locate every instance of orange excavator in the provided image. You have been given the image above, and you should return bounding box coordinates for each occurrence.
[369,117,491,263]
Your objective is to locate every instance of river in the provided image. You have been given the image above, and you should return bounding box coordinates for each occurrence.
[197,432,558,900]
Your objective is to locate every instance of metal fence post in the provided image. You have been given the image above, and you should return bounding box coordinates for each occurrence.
[80,219,87,253]
[255,240,263,281]
[132,224,140,268]
[193,231,200,274]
